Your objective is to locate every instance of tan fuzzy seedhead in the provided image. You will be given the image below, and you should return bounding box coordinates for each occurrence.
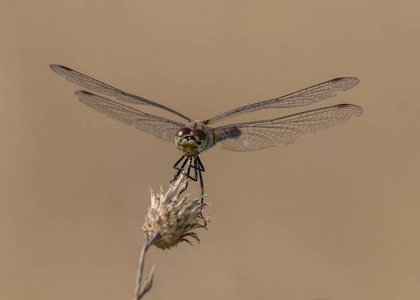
[142,173,208,250]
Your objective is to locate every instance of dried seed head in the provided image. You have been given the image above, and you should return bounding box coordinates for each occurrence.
[142,173,208,250]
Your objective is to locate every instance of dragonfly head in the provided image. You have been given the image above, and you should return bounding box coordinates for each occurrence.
[175,126,208,156]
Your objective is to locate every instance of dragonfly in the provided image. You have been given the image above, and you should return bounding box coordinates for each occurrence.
[50,64,362,198]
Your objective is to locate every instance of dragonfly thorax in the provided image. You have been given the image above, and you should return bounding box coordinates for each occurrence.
[174,122,214,156]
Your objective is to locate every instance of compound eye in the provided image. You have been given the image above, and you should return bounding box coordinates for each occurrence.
[192,129,206,141]
[177,127,191,137]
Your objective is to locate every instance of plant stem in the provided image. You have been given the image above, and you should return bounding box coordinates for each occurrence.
[133,233,158,300]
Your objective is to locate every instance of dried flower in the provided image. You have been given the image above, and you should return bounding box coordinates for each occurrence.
[142,172,208,250]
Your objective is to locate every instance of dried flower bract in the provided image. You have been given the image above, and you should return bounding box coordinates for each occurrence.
[142,173,208,249]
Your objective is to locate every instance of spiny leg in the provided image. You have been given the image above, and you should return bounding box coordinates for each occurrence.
[193,156,205,203]
[196,155,205,172]
[171,155,206,203]
[193,157,199,184]
[172,155,189,182]
[186,157,195,181]
[194,156,206,223]
[184,156,205,206]
[173,155,185,170]
[172,155,201,182]
[172,155,199,195]
[173,156,187,194]
[172,155,191,194]
[198,167,204,202]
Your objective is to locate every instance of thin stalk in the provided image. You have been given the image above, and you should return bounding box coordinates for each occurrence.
[133,233,159,300]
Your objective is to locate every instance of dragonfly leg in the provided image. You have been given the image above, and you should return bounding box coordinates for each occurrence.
[172,156,199,181]
[172,155,189,182]
[198,167,204,203]
[173,155,186,170]
[193,157,198,182]
[187,157,200,182]
[172,155,190,194]
[179,177,189,195]
[196,155,205,172]
[192,156,205,202]
[171,156,206,205]
[192,157,206,223]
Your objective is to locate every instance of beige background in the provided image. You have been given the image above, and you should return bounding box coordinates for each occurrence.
[2,1,420,300]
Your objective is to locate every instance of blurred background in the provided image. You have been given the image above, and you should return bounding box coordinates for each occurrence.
[1,1,420,299]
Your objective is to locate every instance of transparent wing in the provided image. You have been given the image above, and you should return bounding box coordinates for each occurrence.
[213,104,363,151]
[50,64,191,122]
[208,77,359,124]
[75,90,184,143]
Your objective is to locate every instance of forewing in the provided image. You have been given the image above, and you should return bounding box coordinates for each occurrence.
[75,90,184,143]
[50,64,191,121]
[214,104,363,151]
[208,77,359,124]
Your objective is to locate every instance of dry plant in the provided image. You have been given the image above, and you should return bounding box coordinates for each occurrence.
[133,172,209,299]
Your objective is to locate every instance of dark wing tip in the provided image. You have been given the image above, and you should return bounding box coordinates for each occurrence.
[332,77,360,90]
[50,64,73,74]
[336,103,363,116]
[75,90,94,96]
[331,77,360,82]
